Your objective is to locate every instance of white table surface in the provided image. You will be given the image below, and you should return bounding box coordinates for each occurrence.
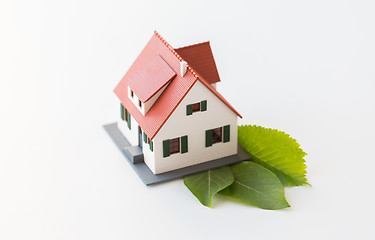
[1,0,374,239]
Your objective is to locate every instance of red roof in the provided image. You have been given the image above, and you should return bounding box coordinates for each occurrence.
[128,55,176,102]
[176,42,221,85]
[114,31,241,140]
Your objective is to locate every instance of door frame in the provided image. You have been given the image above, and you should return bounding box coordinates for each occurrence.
[138,126,143,148]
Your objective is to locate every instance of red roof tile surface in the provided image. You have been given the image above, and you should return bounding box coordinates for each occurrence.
[114,31,241,140]
[175,42,221,85]
[127,55,176,102]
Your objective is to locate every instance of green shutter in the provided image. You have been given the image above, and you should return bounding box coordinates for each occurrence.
[149,140,153,152]
[181,135,188,153]
[201,100,207,112]
[127,111,131,129]
[163,140,170,157]
[125,109,128,121]
[223,125,230,143]
[143,132,147,143]
[186,104,193,116]
[120,103,124,120]
[205,129,213,147]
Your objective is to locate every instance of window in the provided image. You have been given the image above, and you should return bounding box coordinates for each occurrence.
[131,90,134,98]
[192,102,200,112]
[186,100,207,115]
[212,127,222,144]
[206,125,230,147]
[163,135,188,157]
[139,100,142,108]
[169,137,180,154]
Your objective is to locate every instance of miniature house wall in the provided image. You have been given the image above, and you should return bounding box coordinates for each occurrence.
[118,79,238,174]
[151,80,238,174]
[114,31,242,175]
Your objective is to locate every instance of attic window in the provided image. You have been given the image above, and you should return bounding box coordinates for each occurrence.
[186,100,207,116]
[131,90,134,98]
[139,100,142,108]
[192,103,200,112]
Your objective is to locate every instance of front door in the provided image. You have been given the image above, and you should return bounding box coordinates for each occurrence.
[138,126,143,148]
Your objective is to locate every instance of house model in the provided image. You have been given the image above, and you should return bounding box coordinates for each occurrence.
[112,31,244,177]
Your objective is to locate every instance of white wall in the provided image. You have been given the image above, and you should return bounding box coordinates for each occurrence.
[117,115,139,146]
[142,135,156,173]
[152,81,238,174]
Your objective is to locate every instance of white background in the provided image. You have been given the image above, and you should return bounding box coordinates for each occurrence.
[1,0,374,239]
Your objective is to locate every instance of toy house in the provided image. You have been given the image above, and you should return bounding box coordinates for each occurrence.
[112,31,246,178]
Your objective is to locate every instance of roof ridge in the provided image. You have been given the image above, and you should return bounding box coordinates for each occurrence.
[154,31,199,78]
[175,41,210,51]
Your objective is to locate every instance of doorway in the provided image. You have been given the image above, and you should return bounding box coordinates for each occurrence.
[138,126,143,148]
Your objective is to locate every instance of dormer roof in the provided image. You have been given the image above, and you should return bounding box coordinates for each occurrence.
[127,55,176,103]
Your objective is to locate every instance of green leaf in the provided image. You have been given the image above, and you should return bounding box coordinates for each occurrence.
[184,166,234,207]
[238,125,308,186]
[220,162,290,210]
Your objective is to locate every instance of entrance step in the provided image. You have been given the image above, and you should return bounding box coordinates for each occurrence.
[123,146,144,164]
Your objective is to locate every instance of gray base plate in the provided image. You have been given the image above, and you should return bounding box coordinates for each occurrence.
[103,122,252,186]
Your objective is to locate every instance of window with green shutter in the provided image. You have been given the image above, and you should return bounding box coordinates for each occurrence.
[187,100,207,116]
[163,139,170,157]
[163,136,187,157]
[223,125,230,142]
[181,135,188,153]
[149,140,153,152]
[205,125,230,146]
[205,129,213,147]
